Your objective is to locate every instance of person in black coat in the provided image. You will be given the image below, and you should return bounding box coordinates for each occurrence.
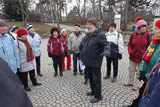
[81,18,107,103]
[0,58,33,107]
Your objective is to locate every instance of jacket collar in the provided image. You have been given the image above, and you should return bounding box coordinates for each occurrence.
[0,33,8,38]
[107,30,118,35]
[89,28,101,37]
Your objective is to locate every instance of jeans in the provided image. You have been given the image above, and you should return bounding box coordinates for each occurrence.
[106,57,118,77]
[86,66,102,99]
[73,53,82,73]
[35,56,41,74]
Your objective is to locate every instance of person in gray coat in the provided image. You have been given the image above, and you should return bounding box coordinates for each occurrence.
[16,28,42,92]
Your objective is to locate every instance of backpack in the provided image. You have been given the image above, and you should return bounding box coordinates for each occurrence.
[129,32,150,47]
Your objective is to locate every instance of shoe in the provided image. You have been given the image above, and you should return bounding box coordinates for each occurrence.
[124,82,133,86]
[90,97,102,103]
[73,72,77,76]
[67,68,71,70]
[60,72,63,77]
[24,87,31,92]
[132,85,138,91]
[111,77,117,82]
[80,72,83,75]
[87,92,94,96]
[103,75,110,79]
[123,105,131,107]
[37,73,43,76]
[83,80,88,85]
[33,82,42,86]
[54,72,58,77]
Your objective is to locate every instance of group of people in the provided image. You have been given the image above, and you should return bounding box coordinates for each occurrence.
[1,16,160,106]
[0,21,42,92]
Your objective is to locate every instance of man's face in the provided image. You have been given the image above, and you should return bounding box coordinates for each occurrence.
[74,26,80,32]
[109,26,115,32]
[28,28,35,34]
[86,23,94,31]
[0,26,7,34]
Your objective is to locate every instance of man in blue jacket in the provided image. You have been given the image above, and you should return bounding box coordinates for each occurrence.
[0,20,19,73]
[26,24,43,76]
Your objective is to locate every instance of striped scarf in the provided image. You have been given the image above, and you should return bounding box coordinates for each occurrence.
[143,36,160,62]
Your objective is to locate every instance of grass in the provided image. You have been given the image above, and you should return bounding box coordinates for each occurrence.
[6,21,52,37]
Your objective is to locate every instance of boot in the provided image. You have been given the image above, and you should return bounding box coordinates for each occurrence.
[60,71,63,77]
[103,75,110,79]
[24,87,31,92]
[54,72,58,77]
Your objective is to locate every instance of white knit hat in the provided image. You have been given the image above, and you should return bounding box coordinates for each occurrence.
[61,29,67,35]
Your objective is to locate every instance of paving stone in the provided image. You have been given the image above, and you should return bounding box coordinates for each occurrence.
[26,39,141,107]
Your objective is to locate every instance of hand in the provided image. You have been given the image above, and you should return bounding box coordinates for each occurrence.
[67,50,73,54]
[48,53,52,57]
[118,54,122,60]
[138,71,147,81]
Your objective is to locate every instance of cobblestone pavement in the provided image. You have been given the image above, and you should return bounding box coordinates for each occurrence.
[27,39,141,107]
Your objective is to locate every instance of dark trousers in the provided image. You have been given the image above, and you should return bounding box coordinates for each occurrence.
[35,56,41,74]
[52,55,63,73]
[73,53,82,72]
[106,57,118,77]
[19,69,37,88]
[131,82,147,107]
[84,69,88,80]
[86,66,102,99]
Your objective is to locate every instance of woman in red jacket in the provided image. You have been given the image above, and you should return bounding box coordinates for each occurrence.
[47,27,67,77]
[61,29,71,71]
[124,18,152,90]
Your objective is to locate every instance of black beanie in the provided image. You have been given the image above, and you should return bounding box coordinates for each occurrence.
[109,23,116,28]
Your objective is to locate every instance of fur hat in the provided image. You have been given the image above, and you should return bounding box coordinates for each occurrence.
[9,25,18,32]
[17,29,28,37]
[61,29,67,35]
[87,18,98,27]
[109,23,116,28]
[0,20,7,27]
[50,27,60,35]
[26,24,33,31]
[135,17,143,23]
[155,20,160,29]
[136,20,147,29]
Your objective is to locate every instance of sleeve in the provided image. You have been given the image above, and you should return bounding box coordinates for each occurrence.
[62,39,67,52]
[47,38,51,53]
[128,34,132,55]
[10,37,20,68]
[98,33,108,49]
[67,34,72,50]
[118,34,124,54]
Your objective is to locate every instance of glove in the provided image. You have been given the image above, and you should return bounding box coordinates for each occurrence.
[64,51,68,56]
[138,71,147,81]
[118,54,122,60]
[48,53,52,57]
[67,50,73,54]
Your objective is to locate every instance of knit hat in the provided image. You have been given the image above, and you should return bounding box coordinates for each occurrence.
[9,25,18,32]
[135,17,143,23]
[155,20,160,29]
[136,20,147,29]
[26,24,33,30]
[17,28,28,37]
[50,27,60,35]
[109,23,116,28]
[87,18,98,27]
[61,29,67,35]
[0,20,7,27]
[74,24,80,27]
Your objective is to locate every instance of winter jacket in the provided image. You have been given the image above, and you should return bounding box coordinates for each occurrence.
[105,30,124,55]
[16,40,35,72]
[81,29,107,68]
[27,32,41,57]
[128,31,152,63]
[0,58,33,107]
[47,37,67,56]
[68,31,85,53]
[139,60,160,107]
[0,33,19,73]
[140,40,160,79]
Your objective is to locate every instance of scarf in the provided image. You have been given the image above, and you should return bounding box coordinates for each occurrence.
[18,39,34,62]
[143,36,160,62]
[61,34,67,40]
